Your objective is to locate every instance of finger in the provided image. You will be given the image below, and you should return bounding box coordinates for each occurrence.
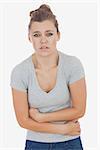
[65,132,79,136]
[70,131,80,136]
[75,122,80,127]
[72,119,78,123]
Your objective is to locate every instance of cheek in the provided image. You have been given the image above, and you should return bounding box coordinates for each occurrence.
[50,38,57,46]
[49,36,56,42]
[32,39,39,47]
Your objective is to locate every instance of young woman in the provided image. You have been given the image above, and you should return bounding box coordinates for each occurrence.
[10,4,86,150]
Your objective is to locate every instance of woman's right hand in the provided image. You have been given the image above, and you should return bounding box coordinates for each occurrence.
[61,120,81,136]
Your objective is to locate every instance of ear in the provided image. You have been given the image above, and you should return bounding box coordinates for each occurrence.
[57,32,60,41]
[28,33,32,42]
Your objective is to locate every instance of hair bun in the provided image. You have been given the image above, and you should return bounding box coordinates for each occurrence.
[29,4,52,18]
[29,10,34,17]
[39,4,52,13]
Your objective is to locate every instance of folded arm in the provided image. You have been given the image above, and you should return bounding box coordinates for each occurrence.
[11,88,81,136]
[29,78,87,123]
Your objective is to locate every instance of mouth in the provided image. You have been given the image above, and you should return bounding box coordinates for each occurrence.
[40,46,49,51]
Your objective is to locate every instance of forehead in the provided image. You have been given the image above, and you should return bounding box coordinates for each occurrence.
[30,20,56,32]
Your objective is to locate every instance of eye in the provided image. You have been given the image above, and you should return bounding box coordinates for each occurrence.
[33,34,41,37]
[46,33,53,37]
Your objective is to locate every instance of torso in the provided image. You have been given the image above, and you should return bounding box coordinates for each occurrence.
[32,55,58,93]
[35,68,58,93]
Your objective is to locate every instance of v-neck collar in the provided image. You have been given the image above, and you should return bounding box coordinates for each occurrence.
[30,51,62,95]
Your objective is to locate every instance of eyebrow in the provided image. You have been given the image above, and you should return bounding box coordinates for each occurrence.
[32,30,54,34]
[45,30,54,32]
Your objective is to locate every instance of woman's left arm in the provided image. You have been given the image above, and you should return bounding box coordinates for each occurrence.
[30,78,87,123]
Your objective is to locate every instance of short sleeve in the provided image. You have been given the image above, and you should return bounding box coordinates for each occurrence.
[68,56,85,84]
[10,65,28,92]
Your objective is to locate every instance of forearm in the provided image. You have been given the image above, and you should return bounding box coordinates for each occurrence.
[19,117,63,134]
[40,107,84,123]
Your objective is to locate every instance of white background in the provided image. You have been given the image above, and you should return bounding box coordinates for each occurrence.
[0,0,99,150]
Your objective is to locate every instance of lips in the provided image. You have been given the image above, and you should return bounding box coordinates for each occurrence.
[40,46,49,51]
[40,46,49,49]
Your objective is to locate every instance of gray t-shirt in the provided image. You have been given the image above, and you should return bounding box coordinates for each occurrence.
[10,51,85,143]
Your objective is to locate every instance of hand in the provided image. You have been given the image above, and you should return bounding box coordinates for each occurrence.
[29,107,44,122]
[61,120,81,136]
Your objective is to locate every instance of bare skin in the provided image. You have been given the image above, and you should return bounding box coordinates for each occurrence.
[29,107,81,136]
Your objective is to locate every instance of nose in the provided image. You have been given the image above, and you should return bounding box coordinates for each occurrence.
[40,35,47,43]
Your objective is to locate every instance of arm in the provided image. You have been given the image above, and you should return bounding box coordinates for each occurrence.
[11,88,80,135]
[29,78,87,123]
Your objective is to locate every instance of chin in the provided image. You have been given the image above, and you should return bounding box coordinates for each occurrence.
[37,50,53,57]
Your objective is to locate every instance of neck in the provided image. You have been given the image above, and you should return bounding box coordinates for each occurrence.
[32,51,59,70]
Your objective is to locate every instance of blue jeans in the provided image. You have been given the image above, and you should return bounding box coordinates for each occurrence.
[25,137,83,150]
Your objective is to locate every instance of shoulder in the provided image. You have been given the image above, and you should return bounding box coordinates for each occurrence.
[10,55,32,84]
[59,51,85,84]
[60,51,83,69]
[10,56,32,92]
[60,51,85,84]
[11,55,31,76]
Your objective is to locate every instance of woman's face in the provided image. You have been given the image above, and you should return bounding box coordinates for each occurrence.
[28,20,60,56]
